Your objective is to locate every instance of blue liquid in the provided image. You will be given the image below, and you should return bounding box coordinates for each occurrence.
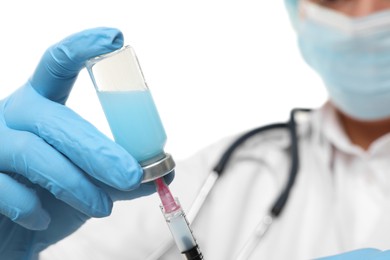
[97,90,167,164]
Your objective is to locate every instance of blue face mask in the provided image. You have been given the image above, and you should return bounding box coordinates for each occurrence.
[284,0,299,29]
[298,2,390,121]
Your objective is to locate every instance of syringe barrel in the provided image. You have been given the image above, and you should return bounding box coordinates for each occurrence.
[182,245,203,260]
[160,199,203,259]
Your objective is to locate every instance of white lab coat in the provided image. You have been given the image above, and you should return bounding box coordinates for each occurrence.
[41,102,390,260]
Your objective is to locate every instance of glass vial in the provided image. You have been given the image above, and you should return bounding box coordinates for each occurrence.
[85,45,174,182]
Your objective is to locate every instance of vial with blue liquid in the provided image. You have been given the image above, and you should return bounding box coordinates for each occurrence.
[85,45,175,182]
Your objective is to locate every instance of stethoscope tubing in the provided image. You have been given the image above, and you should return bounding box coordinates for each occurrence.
[235,108,311,258]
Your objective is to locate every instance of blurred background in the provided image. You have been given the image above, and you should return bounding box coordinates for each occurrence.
[0,0,326,160]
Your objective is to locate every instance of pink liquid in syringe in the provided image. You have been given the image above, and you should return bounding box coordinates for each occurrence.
[155,178,180,213]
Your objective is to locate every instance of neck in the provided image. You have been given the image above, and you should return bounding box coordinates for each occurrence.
[336,109,390,150]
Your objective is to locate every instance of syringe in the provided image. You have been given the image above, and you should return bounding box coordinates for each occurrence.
[155,178,204,260]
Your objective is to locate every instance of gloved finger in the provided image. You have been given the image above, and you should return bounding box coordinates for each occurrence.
[0,126,113,218]
[372,250,390,260]
[0,172,50,230]
[30,27,123,104]
[315,248,382,260]
[4,85,143,191]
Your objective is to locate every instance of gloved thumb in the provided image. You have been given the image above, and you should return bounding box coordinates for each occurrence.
[29,27,124,104]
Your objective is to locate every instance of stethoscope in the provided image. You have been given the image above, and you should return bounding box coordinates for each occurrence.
[147,108,311,260]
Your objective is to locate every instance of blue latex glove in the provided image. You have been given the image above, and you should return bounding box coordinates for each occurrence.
[0,27,171,259]
[316,248,390,260]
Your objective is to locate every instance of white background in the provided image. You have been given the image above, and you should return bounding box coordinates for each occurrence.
[0,0,326,160]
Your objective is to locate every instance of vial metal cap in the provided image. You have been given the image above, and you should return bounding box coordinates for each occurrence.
[142,153,175,183]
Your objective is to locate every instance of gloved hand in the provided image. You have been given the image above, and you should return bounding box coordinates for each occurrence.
[316,248,390,260]
[0,27,172,259]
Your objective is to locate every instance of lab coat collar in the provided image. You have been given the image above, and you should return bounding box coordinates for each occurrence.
[311,102,390,158]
